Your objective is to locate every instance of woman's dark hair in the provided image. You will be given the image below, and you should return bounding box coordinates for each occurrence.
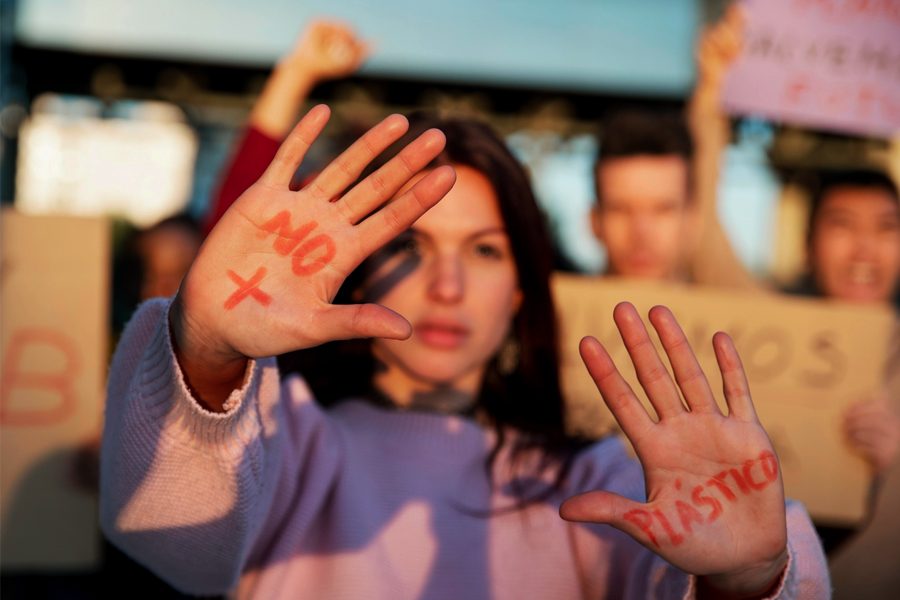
[593,109,694,206]
[279,113,588,503]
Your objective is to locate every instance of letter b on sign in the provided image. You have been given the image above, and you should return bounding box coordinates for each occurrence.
[1,329,80,426]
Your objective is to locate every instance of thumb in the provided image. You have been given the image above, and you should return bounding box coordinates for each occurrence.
[317,303,412,342]
[561,491,666,549]
[560,490,638,524]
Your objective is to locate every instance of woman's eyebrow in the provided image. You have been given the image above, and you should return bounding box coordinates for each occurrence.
[467,227,508,238]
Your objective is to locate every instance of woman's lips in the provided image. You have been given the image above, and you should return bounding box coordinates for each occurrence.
[414,320,470,349]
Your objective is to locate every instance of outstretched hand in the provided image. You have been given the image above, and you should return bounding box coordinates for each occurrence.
[561,303,788,597]
[171,106,455,409]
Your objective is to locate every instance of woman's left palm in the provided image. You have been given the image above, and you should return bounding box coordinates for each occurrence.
[561,304,787,581]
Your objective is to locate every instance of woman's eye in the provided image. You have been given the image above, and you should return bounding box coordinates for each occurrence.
[474,243,503,259]
[388,234,421,256]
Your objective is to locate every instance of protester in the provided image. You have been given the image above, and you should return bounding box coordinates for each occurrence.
[590,109,697,282]
[684,4,900,557]
[100,106,829,598]
[786,170,900,553]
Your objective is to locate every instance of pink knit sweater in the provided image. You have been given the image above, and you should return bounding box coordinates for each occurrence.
[100,299,830,599]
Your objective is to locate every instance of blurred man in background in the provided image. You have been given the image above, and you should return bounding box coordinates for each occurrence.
[589,4,755,289]
[590,110,697,282]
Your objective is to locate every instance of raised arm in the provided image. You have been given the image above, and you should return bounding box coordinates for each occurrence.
[101,106,455,594]
[177,105,454,410]
[205,21,369,234]
[686,5,763,291]
[251,20,369,139]
[560,303,829,598]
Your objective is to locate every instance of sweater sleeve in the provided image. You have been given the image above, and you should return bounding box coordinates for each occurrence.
[568,439,831,599]
[99,298,343,595]
[203,125,282,236]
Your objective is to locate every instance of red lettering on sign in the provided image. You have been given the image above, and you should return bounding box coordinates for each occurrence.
[0,329,81,426]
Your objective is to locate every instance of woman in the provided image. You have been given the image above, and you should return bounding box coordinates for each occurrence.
[788,169,900,554]
[100,107,828,598]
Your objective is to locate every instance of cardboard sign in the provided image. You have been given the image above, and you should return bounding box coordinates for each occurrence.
[1,210,109,569]
[554,274,894,524]
[721,0,900,138]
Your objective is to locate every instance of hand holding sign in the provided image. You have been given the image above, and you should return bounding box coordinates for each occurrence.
[170,106,455,410]
[561,303,788,597]
[694,4,744,113]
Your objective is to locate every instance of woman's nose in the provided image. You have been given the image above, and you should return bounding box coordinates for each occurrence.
[427,256,464,303]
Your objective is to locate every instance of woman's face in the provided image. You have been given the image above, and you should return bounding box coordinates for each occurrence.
[364,165,523,400]
[809,186,900,303]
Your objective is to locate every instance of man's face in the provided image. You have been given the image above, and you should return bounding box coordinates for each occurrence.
[809,186,900,304]
[592,155,692,280]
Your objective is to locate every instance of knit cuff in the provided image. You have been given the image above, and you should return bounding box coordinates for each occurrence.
[681,548,793,600]
[134,299,271,462]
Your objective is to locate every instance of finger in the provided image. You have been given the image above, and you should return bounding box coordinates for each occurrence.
[259,105,331,187]
[846,427,897,449]
[712,332,758,422]
[844,412,898,431]
[725,3,747,26]
[844,420,897,440]
[307,114,409,201]
[339,128,446,224]
[354,165,456,255]
[579,336,654,443]
[648,306,719,414]
[316,303,412,342]
[560,492,665,549]
[845,398,895,419]
[614,302,685,420]
[846,439,891,468]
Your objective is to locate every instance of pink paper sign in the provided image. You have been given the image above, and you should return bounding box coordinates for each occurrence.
[722,0,900,138]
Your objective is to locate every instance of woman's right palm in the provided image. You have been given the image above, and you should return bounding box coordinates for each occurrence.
[175,105,455,364]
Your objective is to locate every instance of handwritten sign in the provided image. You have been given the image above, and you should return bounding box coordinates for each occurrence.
[721,0,900,138]
[0,209,109,569]
[553,274,894,524]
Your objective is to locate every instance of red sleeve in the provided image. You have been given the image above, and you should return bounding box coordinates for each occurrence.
[203,126,282,237]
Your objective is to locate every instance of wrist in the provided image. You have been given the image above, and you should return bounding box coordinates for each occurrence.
[698,549,789,600]
[168,295,248,412]
[271,56,320,93]
[250,63,317,139]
